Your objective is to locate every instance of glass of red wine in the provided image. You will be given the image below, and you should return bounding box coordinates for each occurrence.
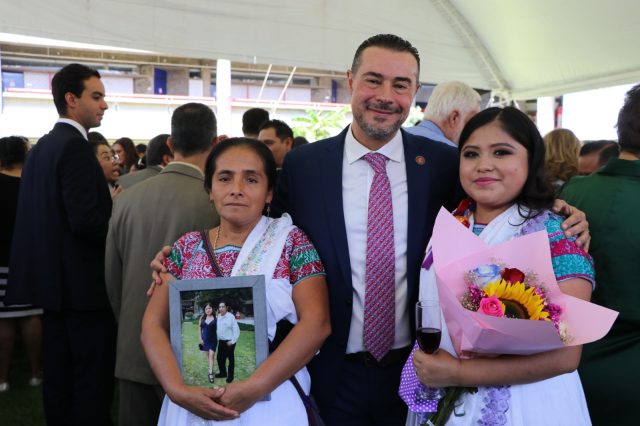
[415,299,444,400]
[416,299,441,353]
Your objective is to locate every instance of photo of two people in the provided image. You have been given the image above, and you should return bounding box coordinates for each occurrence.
[170,277,268,388]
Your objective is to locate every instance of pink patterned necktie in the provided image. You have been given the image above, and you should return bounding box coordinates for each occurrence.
[362,152,395,361]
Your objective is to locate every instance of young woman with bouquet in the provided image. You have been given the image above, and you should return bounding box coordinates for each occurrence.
[403,107,595,425]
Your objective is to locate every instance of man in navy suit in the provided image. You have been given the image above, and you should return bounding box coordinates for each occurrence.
[147,34,589,424]
[7,64,116,425]
[273,34,459,425]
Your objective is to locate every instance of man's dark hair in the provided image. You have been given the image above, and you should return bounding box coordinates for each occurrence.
[136,143,147,155]
[351,34,420,76]
[259,119,294,141]
[292,136,310,149]
[146,134,171,166]
[242,108,269,137]
[616,83,640,154]
[0,136,28,168]
[598,143,620,167]
[171,103,217,156]
[579,140,616,156]
[51,63,101,116]
[459,107,555,221]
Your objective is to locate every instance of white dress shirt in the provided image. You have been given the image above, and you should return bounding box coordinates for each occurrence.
[217,312,240,344]
[343,126,411,354]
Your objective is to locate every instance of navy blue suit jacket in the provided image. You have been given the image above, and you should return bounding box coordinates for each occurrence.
[7,122,112,311]
[274,127,459,410]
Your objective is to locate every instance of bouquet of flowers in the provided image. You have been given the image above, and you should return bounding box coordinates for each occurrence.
[462,263,569,342]
[431,208,616,357]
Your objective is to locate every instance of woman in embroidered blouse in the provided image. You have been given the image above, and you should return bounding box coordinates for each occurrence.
[141,138,331,425]
[405,107,594,425]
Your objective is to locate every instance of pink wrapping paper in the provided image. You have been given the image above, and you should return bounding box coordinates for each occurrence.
[431,207,618,356]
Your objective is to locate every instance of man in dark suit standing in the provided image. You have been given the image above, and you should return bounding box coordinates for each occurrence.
[7,63,116,425]
[273,34,459,425]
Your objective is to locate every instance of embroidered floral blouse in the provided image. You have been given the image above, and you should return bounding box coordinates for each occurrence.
[164,228,325,285]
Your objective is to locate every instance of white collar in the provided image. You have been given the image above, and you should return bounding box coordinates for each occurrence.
[345,124,403,165]
[57,118,88,140]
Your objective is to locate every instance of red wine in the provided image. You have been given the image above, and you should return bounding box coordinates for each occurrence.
[417,327,441,354]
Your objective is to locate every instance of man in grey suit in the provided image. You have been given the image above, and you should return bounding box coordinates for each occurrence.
[105,103,220,426]
[117,133,173,189]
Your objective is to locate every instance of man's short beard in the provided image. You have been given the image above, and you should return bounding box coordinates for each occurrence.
[354,111,404,141]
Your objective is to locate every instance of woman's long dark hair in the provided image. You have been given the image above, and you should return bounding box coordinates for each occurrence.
[200,303,214,328]
[114,137,138,173]
[458,107,555,221]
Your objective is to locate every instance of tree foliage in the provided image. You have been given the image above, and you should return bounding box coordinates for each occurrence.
[292,107,350,142]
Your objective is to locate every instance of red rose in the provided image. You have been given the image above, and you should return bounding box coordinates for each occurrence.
[501,267,525,284]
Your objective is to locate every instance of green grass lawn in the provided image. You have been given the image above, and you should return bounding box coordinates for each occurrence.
[0,336,118,425]
[181,320,256,386]
[0,337,45,425]
[1,319,261,423]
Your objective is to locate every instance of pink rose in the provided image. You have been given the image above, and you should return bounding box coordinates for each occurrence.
[478,296,505,317]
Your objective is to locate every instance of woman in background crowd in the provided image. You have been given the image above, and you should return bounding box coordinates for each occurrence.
[543,128,581,191]
[88,133,121,197]
[0,136,42,393]
[113,137,138,175]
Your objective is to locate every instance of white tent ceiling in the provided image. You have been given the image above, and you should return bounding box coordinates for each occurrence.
[1,0,639,99]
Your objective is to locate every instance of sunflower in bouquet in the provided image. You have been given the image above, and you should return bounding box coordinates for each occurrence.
[461,262,568,340]
[423,263,569,426]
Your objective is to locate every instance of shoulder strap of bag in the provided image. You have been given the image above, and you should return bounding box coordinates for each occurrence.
[200,230,224,278]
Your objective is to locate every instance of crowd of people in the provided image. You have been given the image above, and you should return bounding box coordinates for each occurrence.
[0,33,637,426]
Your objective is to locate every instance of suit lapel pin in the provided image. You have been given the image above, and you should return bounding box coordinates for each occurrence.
[415,156,426,166]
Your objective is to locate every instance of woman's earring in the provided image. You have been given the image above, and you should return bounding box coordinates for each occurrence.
[266,203,271,217]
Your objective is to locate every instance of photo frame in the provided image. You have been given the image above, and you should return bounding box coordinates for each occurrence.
[169,275,268,396]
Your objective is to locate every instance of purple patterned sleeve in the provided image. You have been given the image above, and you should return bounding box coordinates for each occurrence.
[399,342,440,414]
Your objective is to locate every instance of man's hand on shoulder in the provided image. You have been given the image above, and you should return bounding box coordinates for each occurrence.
[147,245,172,296]
[553,199,591,251]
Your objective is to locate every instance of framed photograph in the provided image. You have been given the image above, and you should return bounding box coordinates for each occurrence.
[169,275,268,393]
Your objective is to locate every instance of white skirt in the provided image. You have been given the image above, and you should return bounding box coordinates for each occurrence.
[406,371,591,425]
[158,368,310,426]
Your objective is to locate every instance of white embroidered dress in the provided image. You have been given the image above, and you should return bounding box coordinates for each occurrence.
[158,215,312,426]
[406,206,593,426]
